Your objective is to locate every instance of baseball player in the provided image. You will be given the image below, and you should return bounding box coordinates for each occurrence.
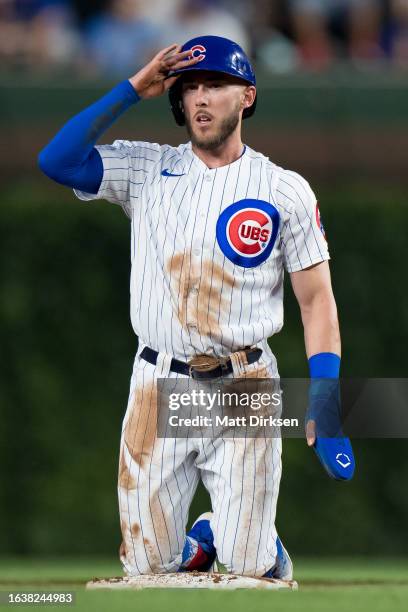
[39,35,355,580]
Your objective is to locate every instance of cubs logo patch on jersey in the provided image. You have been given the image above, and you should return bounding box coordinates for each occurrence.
[216,199,280,268]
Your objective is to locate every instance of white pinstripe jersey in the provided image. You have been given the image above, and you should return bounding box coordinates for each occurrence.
[75,141,329,362]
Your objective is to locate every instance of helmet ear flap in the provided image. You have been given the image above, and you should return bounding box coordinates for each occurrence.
[169,81,185,126]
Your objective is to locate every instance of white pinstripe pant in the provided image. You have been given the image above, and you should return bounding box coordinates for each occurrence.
[118,346,282,577]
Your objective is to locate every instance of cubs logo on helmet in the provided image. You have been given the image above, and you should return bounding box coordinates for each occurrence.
[189,45,206,62]
[216,199,280,268]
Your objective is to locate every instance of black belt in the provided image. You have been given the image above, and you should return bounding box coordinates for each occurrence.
[139,346,263,380]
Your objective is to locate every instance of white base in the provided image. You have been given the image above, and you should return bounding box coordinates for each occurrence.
[86,572,298,591]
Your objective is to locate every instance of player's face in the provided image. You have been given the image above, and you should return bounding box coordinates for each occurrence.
[181,72,251,151]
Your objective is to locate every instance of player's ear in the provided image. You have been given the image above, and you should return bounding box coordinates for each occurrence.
[243,86,256,110]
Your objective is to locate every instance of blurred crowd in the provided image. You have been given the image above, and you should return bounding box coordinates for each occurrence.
[1,0,407,76]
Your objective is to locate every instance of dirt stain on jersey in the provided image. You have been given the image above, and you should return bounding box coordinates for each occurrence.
[195,259,234,341]
[167,252,234,341]
[240,365,270,378]
[168,251,191,328]
[229,351,270,380]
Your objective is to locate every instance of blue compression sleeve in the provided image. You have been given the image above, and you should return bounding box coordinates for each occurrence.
[308,353,341,438]
[307,352,355,481]
[38,80,140,194]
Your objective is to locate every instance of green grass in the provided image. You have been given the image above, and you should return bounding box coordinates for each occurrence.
[0,557,407,612]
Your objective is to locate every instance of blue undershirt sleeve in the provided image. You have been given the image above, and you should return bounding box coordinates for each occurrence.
[38,80,140,194]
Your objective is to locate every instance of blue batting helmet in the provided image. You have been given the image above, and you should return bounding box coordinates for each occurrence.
[168,35,257,126]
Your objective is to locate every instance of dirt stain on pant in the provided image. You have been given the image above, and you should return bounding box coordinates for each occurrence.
[131,523,141,538]
[119,519,132,564]
[118,448,137,490]
[121,380,174,571]
[120,511,167,572]
[124,381,157,467]
[143,537,162,571]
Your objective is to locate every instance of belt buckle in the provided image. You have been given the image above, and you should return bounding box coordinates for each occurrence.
[188,354,221,379]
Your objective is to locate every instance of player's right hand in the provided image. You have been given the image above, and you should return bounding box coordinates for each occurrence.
[128,44,201,99]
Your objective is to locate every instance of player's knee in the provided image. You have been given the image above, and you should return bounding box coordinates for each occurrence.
[217,540,273,577]
[120,532,180,575]
[216,552,266,577]
[120,547,172,576]
[121,556,162,576]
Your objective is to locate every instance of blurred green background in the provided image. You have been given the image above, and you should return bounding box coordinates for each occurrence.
[1,73,407,559]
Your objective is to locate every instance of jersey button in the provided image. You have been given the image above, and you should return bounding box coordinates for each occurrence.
[205,175,212,182]
[193,248,201,256]
[190,288,198,295]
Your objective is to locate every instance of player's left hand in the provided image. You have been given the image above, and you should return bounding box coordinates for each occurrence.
[306,379,355,481]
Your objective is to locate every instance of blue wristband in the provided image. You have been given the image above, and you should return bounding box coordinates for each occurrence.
[308,352,340,378]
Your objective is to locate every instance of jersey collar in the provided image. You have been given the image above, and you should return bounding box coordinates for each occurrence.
[184,141,248,174]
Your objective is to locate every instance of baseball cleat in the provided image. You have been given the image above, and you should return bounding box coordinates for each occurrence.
[263,536,293,581]
[179,512,216,572]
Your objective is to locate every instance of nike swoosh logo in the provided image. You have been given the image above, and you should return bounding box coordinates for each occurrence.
[161,168,186,177]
